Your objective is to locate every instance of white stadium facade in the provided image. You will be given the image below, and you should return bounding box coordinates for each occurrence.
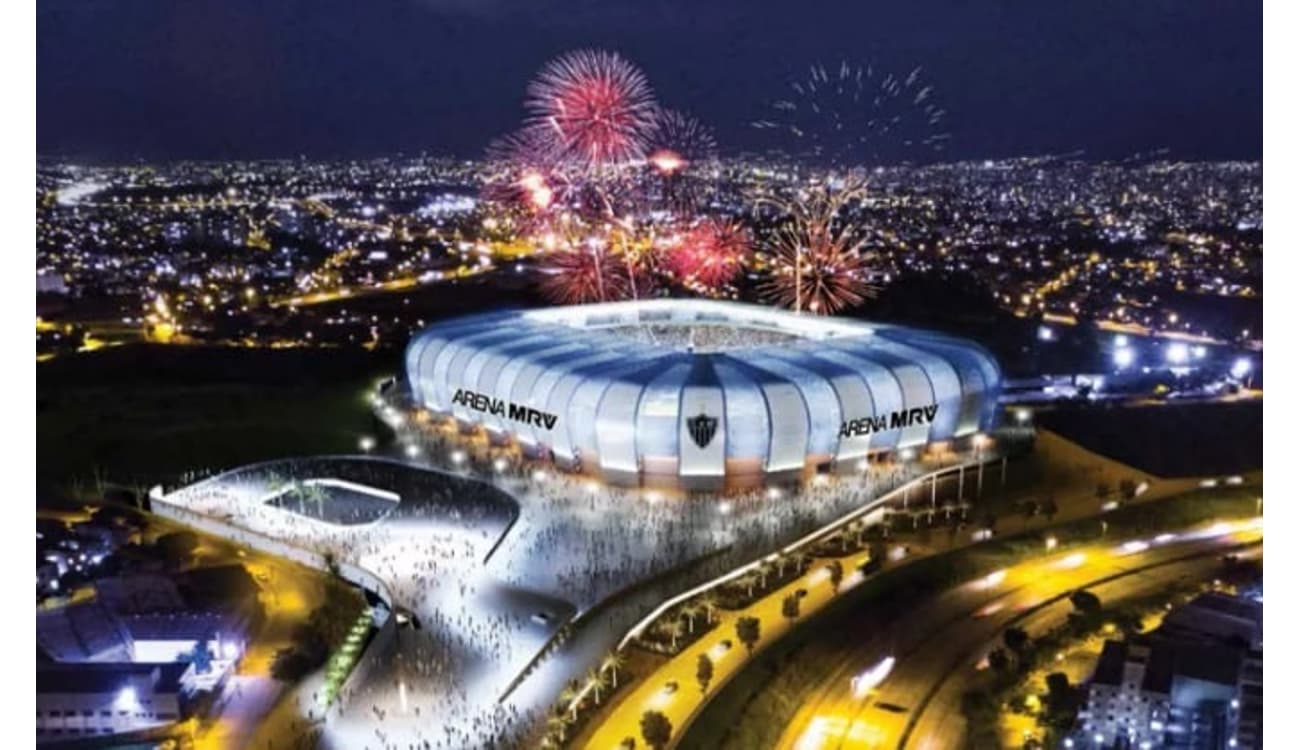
[404,300,1001,490]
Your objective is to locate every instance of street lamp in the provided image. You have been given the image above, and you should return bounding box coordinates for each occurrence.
[973,434,989,497]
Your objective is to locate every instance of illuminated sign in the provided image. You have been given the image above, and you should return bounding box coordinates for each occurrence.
[451,388,558,430]
[839,404,938,439]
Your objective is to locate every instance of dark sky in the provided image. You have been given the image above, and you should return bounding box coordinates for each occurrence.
[37,0,1262,163]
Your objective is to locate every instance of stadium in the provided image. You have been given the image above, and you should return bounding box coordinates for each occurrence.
[404,300,1001,490]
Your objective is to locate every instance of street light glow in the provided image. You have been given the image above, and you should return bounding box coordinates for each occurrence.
[850,656,896,698]
[1166,342,1190,364]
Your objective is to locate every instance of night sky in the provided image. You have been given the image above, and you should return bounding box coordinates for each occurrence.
[37,0,1262,163]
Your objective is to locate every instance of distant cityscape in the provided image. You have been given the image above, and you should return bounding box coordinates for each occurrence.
[37,156,1261,360]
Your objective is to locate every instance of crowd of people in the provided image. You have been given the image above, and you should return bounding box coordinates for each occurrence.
[161,394,945,750]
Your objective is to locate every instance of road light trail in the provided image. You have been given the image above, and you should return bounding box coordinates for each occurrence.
[774,520,1261,750]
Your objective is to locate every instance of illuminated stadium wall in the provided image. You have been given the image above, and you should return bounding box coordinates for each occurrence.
[404,300,1001,489]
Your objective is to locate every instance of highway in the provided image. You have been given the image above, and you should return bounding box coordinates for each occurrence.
[776,519,1262,750]
[905,543,1262,750]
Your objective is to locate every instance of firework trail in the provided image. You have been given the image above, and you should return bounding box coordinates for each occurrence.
[752,60,951,166]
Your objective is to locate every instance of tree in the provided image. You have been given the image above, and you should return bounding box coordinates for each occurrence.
[1069,590,1102,615]
[546,714,571,743]
[1043,672,1079,729]
[640,710,672,750]
[735,616,761,655]
[1044,673,1072,711]
[558,683,580,722]
[696,653,714,694]
[585,666,608,704]
[987,647,1011,674]
[601,650,626,690]
[681,603,701,634]
[1003,626,1030,654]
[826,560,844,592]
[155,531,199,566]
[781,593,801,622]
[668,620,686,650]
[698,595,719,626]
[739,573,757,598]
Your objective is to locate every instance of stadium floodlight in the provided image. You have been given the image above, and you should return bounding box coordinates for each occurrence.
[1165,342,1190,365]
[1113,346,1135,369]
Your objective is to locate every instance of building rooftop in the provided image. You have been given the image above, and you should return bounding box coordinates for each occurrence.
[36,662,186,696]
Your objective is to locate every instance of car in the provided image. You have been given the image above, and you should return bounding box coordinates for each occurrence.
[662,681,679,695]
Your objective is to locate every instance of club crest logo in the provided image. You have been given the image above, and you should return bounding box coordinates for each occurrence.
[687,413,719,449]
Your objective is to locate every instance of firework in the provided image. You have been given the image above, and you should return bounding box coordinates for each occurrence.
[538,244,627,304]
[753,60,950,166]
[758,178,877,314]
[526,49,659,169]
[645,110,719,174]
[666,218,750,289]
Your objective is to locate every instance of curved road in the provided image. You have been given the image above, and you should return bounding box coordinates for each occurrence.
[776,519,1262,750]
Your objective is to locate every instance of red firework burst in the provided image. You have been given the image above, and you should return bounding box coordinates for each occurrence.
[526,50,659,169]
[537,246,630,304]
[667,218,751,289]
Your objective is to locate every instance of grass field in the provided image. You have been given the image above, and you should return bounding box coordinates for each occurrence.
[37,344,392,500]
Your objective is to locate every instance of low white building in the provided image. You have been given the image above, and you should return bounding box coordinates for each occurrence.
[35,662,187,743]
